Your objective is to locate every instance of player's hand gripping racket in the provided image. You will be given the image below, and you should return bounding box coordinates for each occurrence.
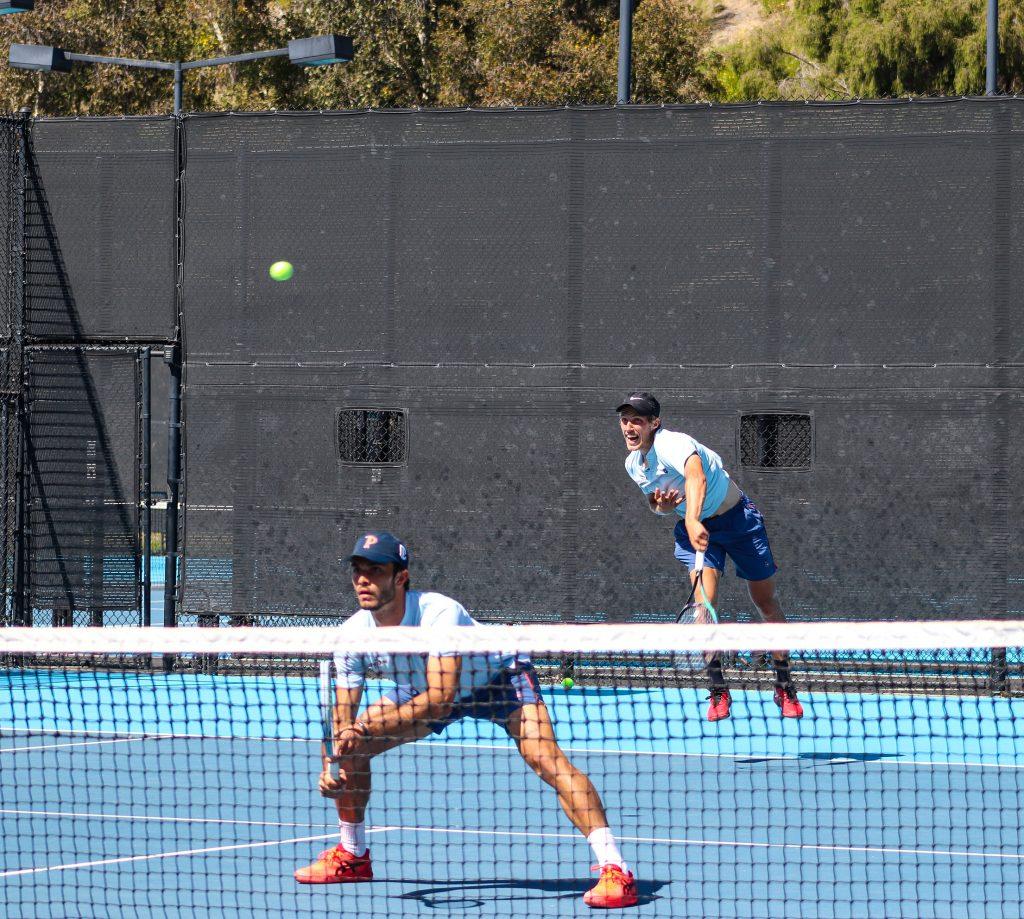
[672,551,720,670]
[318,660,342,782]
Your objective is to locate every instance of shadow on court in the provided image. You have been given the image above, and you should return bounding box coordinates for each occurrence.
[394,876,668,909]
[733,750,892,768]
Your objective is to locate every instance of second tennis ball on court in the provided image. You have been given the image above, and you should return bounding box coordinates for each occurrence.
[269,260,294,281]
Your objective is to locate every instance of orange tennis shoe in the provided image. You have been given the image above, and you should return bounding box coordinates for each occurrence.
[294,845,373,884]
[583,864,639,908]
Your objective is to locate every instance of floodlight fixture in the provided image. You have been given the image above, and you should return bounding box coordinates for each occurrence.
[7,33,353,113]
[9,44,71,73]
[287,35,354,67]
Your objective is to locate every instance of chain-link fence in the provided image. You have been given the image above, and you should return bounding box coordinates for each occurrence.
[0,117,24,626]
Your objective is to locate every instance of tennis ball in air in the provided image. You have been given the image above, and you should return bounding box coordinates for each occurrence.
[562,677,575,690]
[269,260,294,281]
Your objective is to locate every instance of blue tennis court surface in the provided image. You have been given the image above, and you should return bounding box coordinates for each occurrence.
[2,671,1022,918]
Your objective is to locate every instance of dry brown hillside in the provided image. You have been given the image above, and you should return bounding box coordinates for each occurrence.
[708,0,771,46]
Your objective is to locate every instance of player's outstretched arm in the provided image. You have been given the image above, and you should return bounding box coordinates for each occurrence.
[683,453,709,551]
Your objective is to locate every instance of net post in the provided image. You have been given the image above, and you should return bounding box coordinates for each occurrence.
[53,597,71,627]
[161,342,181,672]
[197,612,218,673]
[990,646,1009,695]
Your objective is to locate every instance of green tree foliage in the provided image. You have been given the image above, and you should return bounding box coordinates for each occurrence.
[291,0,718,107]
[805,0,988,96]
[0,0,1019,114]
[0,0,717,114]
[714,0,1024,100]
[0,1,303,114]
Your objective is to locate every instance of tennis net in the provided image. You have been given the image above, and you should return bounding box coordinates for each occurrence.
[1,620,1022,918]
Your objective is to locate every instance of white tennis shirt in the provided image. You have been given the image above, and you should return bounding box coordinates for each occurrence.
[624,428,731,521]
[334,591,512,694]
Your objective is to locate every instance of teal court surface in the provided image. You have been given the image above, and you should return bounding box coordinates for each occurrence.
[1,667,1022,919]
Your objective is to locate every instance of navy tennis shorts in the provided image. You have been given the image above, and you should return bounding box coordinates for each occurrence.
[674,492,778,581]
[381,663,542,735]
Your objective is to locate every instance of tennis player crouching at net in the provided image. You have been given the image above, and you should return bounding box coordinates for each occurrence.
[295,530,639,909]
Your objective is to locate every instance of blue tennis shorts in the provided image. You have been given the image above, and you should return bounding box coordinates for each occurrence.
[381,663,542,735]
[673,492,778,581]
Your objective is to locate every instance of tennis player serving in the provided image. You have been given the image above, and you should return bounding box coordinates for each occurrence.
[617,392,803,722]
[295,530,639,909]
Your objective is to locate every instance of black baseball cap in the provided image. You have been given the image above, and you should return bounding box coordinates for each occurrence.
[350,531,410,569]
[616,391,661,418]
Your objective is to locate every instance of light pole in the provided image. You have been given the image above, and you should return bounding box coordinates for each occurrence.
[9,33,353,631]
[9,34,353,114]
[617,0,634,104]
[987,0,998,95]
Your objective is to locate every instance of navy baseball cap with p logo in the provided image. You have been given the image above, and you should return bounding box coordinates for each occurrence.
[350,531,409,569]
[616,391,661,418]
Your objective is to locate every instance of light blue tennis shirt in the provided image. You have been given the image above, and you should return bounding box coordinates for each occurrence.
[624,428,731,521]
[333,590,513,694]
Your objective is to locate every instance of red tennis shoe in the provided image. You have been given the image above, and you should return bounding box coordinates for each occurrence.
[774,685,804,719]
[583,864,639,908]
[294,845,373,884]
[707,688,732,722]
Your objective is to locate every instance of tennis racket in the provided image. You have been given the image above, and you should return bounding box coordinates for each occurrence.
[672,551,720,670]
[318,660,341,781]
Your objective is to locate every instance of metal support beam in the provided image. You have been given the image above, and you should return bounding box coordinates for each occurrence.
[173,61,182,115]
[617,0,634,104]
[987,0,999,95]
[141,347,151,627]
[162,344,181,630]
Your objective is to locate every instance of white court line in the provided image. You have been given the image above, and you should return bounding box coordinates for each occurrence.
[369,825,1024,862]
[0,833,338,878]
[0,725,310,745]
[5,726,1023,772]
[4,821,1018,879]
[0,825,399,878]
[0,737,145,754]
[4,721,1019,770]
[0,807,336,830]
[409,739,1024,771]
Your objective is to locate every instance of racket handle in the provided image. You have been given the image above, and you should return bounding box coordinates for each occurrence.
[695,550,705,571]
[319,660,342,783]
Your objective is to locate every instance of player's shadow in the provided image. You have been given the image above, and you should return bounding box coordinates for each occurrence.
[799,751,889,766]
[395,876,666,909]
[735,751,890,768]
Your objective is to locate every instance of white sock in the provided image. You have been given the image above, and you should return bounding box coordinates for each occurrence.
[587,827,628,873]
[339,819,367,857]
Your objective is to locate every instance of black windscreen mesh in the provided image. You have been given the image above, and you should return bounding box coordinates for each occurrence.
[26,350,140,624]
[179,103,1022,621]
[180,363,1022,623]
[25,118,176,342]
